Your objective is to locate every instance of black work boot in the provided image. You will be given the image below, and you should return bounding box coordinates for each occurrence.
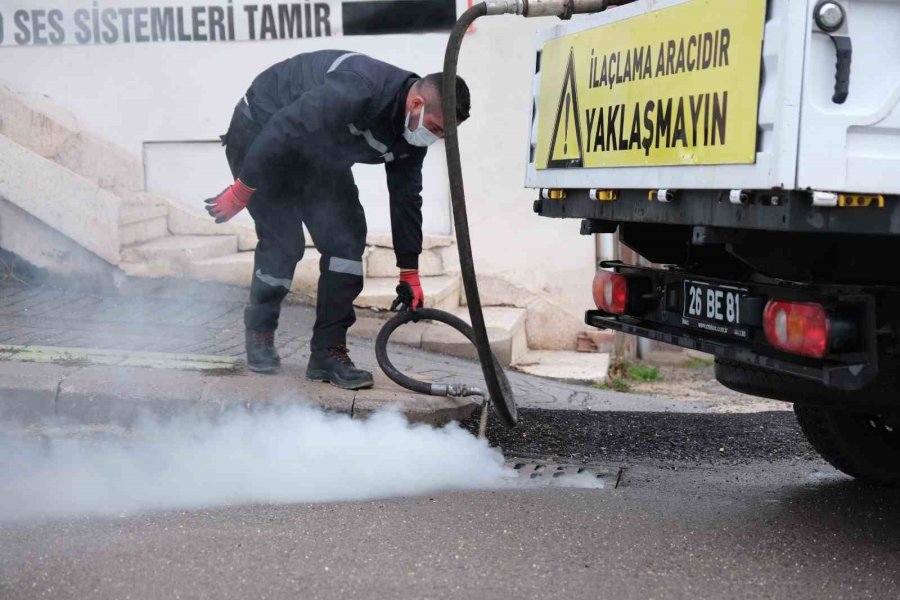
[245,329,281,374]
[306,345,374,390]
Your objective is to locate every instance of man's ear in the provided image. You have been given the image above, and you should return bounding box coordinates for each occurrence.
[410,94,426,110]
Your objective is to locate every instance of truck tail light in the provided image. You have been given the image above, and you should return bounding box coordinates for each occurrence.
[763,300,831,358]
[593,271,628,314]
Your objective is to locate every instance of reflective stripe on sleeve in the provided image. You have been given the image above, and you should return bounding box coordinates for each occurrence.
[327,52,361,73]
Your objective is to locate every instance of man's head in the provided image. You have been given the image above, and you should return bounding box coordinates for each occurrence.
[403,73,471,146]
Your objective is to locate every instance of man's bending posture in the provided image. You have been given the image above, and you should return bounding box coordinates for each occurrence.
[206,50,471,389]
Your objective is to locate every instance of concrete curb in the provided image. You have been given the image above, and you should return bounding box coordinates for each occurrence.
[0,361,476,428]
[0,344,238,372]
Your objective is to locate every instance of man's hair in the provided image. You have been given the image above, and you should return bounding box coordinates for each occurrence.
[419,73,471,123]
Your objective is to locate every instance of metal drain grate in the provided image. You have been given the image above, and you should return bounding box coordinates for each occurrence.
[506,459,625,489]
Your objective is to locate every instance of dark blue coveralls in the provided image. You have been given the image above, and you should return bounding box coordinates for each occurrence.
[220,50,427,351]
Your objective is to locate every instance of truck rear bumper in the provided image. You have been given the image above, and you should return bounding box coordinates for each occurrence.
[586,311,875,391]
[586,264,880,392]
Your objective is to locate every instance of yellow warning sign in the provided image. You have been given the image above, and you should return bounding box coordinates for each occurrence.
[536,0,766,170]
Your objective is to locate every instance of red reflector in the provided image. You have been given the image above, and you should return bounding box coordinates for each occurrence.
[592,271,628,314]
[763,300,831,358]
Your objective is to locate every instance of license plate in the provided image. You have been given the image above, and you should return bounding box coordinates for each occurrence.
[682,280,749,338]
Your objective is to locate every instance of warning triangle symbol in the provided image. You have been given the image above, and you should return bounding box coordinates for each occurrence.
[547,48,584,169]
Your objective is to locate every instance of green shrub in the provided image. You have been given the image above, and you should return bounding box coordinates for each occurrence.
[626,363,660,382]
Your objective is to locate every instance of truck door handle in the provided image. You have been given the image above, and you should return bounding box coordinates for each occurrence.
[814,1,851,104]
[830,35,852,104]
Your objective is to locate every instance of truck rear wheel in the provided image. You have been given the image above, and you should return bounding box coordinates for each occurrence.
[794,405,900,486]
[715,358,900,484]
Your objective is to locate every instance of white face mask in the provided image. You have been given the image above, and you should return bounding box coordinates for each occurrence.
[403,106,440,147]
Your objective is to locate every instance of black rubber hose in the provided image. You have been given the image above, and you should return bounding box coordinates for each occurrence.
[441,3,518,426]
[374,307,509,398]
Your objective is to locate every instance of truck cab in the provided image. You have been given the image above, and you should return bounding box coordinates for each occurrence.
[530,0,900,484]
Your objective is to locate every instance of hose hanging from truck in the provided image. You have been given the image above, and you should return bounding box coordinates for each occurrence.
[437,1,518,427]
[376,0,612,429]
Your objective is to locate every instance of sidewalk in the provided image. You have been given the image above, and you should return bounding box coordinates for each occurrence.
[0,277,760,429]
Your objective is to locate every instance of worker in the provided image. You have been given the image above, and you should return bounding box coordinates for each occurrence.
[205,50,471,390]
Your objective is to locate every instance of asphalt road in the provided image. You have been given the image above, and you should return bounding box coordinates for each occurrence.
[464,408,815,464]
[2,410,899,600]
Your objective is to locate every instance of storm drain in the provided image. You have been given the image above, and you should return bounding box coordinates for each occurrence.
[506,459,625,489]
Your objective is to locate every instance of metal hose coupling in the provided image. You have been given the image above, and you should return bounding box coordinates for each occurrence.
[485,0,608,18]
[430,383,486,398]
[485,0,525,15]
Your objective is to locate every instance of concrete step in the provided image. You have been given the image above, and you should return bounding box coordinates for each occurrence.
[365,246,445,278]
[366,233,454,251]
[187,249,322,296]
[188,252,254,287]
[512,350,610,383]
[120,216,169,246]
[167,205,259,251]
[121,235,237,264]
[576,330,615,353]
[421,307,528,366]
[349,306,527,366]
[124,192,170,207]
[118,261,177,279]
[119,203,169,226]
[355,275,460,312]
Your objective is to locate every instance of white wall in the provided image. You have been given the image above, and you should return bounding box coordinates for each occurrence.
[0,11,595,315]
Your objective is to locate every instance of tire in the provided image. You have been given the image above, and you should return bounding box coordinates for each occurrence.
[794,404,900,486]
[715,358,900,484]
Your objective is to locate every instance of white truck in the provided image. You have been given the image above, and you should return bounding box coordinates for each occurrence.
[528,0,900,484]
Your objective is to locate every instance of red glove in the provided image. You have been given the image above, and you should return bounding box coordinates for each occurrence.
[399,269,425,310]
[204,179,255,223]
